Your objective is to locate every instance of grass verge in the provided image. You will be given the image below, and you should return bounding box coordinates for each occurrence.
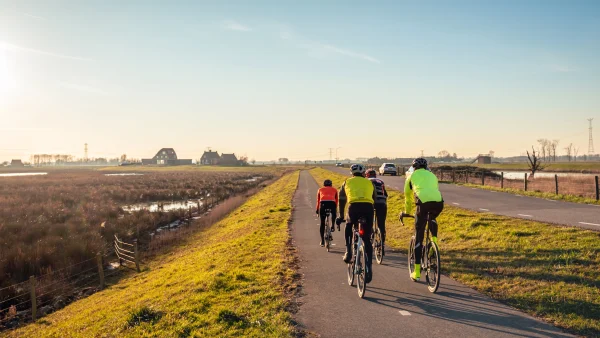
[311,167,600,337]
[8,171,300,338]
[451,182,600,205]
[433,162,600,173]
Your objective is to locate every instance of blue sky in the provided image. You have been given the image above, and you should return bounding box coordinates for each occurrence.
[0,0,599,161]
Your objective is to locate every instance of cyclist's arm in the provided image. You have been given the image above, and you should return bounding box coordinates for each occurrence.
[338,182,347,218]
[404,176,415,214]
[382,182,388,198]
[315,189,321,212]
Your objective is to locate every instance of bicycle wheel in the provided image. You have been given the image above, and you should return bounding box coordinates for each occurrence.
[347,236,356,286]
[408,236,416,280]
[356,244,367,298]
[426,242,441,293]
[325,216,331,252]
[374,227,383,264]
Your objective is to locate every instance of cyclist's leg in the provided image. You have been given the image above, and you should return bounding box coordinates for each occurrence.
[331,204,337,232]
[375,203,387,244]
[413,203,427,275]
[343,203,356,262]
[319,202,327,243]
[360,203,375,282]
[427,202,444,243]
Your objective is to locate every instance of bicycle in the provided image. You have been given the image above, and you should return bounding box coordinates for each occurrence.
[347,217,367,298]
[372,214,383,264]
[323,208,333,252]
[399,212,441,293]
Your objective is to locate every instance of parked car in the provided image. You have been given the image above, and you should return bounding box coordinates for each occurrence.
[335,163,343,167]
[379,163,397,176]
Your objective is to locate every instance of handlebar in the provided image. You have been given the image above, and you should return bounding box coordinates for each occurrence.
[398,212,414,226]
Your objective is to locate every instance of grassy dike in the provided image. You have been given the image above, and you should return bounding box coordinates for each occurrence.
[311,168,600,337]
[9,172,300,338]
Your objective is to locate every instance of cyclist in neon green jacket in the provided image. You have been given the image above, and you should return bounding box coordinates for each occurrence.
[404,158,444,281]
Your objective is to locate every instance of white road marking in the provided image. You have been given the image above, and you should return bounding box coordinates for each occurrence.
[479,208,489,211]
[452,202,460,205]
[518,214,533,217]
[579,222,600,226]
[399,311,411,316]
[545,199,557,202]
[490,191,497,193]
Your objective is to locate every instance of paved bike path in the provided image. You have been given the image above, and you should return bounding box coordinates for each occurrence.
[328,167,600,231]
[292,170,571,338]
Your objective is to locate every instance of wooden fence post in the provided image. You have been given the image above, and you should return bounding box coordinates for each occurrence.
[97,253,105,290]
[134,239,141,273]
[481,172,485,186]
[452,169,456,183]
[116,235,122,266]
[524,173,528,191]
[555,175,559,195]
[501,172,504,189]
[465,171,468,184]
[596,176,599,201]
[30,276,36,321]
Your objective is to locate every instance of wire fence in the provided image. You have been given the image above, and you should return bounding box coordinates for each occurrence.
[432,168,600,200]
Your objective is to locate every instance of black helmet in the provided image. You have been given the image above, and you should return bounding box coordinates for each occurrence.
[412,157,428,170]
[323,179,332,187]
[365,169,376,178]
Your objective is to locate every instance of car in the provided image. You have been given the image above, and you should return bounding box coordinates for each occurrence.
[335,163,343,167]
[379,163,397,176]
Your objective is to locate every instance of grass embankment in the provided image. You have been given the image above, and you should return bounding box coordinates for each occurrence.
[311,168,600,337]
[434,162,600,173]
[455,183,600,205]
[9,172,300,338]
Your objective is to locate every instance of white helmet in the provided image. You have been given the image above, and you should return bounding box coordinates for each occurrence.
[350,163,365,175]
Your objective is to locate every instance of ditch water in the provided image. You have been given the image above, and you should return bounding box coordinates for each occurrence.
[0,172,48,177]
[105,173,144,176]
[122,200,203,212]
[494,171,598,179]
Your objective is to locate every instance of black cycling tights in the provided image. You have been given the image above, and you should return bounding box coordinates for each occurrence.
[414,201,444,264]
[319,201,337,240]
[345,202,374,269]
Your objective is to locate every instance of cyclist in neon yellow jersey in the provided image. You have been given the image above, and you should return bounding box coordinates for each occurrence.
[404,158,444,281]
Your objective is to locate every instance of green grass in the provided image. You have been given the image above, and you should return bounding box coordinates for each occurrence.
[9,172,300,338]
[434,162,600,173]
[311,168,600,337]
[455,182,600,205]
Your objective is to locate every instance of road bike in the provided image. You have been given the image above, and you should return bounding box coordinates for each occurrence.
[372,214,383,264]
[323,208,333,252]
[399,212,441,293]
[347,217,367,298]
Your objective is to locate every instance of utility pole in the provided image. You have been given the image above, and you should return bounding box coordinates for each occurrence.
[84,143,88,162]
[420,150,424,158]
[588,118,595,155]
[335,147,341,163]
[329,148,333,161]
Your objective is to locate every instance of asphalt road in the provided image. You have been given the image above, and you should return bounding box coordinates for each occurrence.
[292,170,571,338]
[328,167,600,231]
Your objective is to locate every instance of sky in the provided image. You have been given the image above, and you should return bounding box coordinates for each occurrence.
[0,0,599,162]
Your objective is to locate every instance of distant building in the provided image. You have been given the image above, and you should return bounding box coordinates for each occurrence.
[200,150,221,165]
[220,153,238,166]
[10,159,24,167]
[141,148,192,165]
[476,155,492,164]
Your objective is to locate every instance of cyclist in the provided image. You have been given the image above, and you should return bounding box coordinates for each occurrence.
[404,158,444,281]
[316,179,338,247]
[365,169,388,256]
[338,164,376,283]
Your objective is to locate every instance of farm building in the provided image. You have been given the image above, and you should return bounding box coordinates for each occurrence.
[141,148,192,165]
[10,159,24,167]
[476,155,492,164]
[220,153,238,165]
[200,150,220,165]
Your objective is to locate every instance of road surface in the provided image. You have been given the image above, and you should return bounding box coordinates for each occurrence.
[328,167,600,231]
[292,170,571,338]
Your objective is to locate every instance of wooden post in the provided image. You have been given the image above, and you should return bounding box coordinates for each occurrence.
[134,239,141,272]
[481,172,485,186]
[501,172,504,189]
[465,171,468,184]
[97,253,105,290]
[452,169,456,183]
[188,206,192,218]
[555,174,559,195]
[30,276,37,321]
[524,173,528,191]
[596,176,599,201]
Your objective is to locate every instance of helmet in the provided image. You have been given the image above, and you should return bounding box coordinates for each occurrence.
[323,179,332,187]
[350,164,366,176]
[412,157,428,170]
[365,169,376,178]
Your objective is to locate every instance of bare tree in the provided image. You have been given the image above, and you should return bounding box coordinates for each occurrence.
[120,154,127,162]
[438,150,450,158]
[489,150,495,158]
[537,139,549,161]
[526,146,546,178]
[564,143,573,162]
[550,140,559,162]
[573,147,579,162]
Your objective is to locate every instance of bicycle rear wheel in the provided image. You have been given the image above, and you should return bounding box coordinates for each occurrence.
[408,236,416,280]
[374,227,383,264]
[325,216,331,252]
[347,236,356,286]
[426,242,441,293]
[357,245,367,298]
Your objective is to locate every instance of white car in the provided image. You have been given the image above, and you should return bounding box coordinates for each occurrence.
[379,163,397,176]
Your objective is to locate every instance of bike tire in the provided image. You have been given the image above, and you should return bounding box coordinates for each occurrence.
[426,242,441,293]
[347,235,356,286]
[408,236,416,281]
[357,245,367,298]
[374,229,383,264]
[325,216,331,252]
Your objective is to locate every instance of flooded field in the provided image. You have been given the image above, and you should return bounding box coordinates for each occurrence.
[0,172,47,177]
[123,199,203,212]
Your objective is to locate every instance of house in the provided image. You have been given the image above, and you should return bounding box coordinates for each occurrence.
[220,153,238,166]
[476,155,492,164]
[141,148,192,165]
[200,150,220,165]
[10,159,24,167]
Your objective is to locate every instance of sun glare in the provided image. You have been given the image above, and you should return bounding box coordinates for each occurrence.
[0,50,17,98]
